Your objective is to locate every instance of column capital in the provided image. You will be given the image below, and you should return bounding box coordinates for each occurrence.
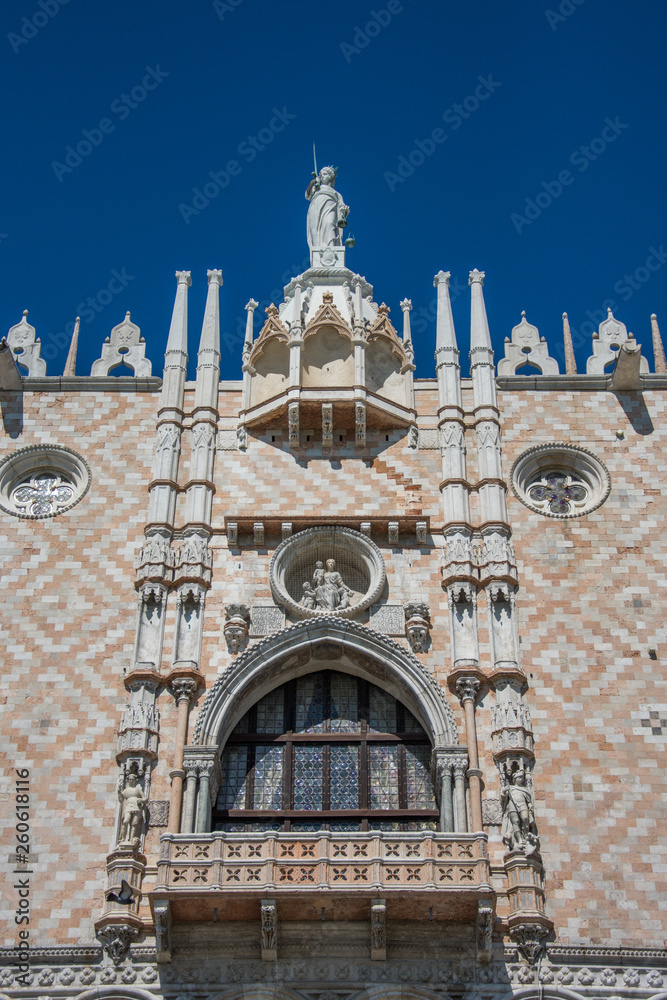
[434,270,451,287]
[175,270,192,286]
[455,676,481,704]
[207,268,223,285]
[469,268,485,286]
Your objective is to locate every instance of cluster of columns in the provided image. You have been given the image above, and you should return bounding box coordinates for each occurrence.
[433,268,550,954]
[102,270,226,960]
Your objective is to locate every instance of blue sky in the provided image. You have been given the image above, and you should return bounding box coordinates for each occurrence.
[2,0,666,379]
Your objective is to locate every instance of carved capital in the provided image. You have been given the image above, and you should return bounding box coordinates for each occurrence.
[399,298,412,313]
[468,268,485,286]
[170,677,198,705]
[175,270,192,286]
[433,270,451,287]
[207,269,223,285]
[456,676,481,704]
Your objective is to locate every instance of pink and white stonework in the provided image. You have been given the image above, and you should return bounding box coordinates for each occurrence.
[1,179,666,1000]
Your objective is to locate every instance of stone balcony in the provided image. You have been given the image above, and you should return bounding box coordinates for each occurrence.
[154,832,492,923]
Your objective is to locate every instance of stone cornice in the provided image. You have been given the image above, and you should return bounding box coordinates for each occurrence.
[497,373,667,391]
[20,375,162,392]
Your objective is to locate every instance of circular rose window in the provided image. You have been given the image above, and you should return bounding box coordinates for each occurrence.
[269,525,386,619]
[0,445,91,519]
[511,444,610,519]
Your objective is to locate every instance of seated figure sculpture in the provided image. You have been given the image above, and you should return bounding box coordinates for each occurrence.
[300,558,354,611]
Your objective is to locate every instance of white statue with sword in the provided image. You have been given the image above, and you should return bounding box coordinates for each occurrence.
[305,144,350,251]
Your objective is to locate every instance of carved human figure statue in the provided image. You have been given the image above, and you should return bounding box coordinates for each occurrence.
[301,557,354,611]
[118,773,146,848]
[305,167,350,250]
[501,770,537,853]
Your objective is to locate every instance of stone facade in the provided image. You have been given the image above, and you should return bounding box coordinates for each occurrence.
[1,185,666,1000]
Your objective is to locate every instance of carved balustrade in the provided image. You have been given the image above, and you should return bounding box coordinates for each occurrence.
[155,832,490,897]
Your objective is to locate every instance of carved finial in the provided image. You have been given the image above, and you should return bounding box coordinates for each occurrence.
[63,316,80,376]
[207,269,223,285]
[562,312,577,375]
[400,298,412,313]
[468,269,485,286]
[175,270,192,285]
[22,309,28,318]
[245,298,259,312]
[434,270,451,287]
[521,310,526,318]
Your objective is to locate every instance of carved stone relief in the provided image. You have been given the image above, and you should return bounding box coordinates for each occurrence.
[270,526,386,620]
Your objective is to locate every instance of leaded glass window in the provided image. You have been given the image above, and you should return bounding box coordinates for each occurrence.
[213,670,437,832]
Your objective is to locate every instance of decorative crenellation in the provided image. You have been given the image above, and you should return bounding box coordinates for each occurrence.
[6,309,47,376]
[586,308,649,375]
[498,311,559,376]
[91,312,152,377]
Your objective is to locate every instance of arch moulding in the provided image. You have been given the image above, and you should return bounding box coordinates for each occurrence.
[192,616,460,750]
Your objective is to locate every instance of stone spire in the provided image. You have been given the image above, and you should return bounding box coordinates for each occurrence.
[651,314,667,373]
[194,269,222,412]
[400,298,413,356]
[243,298,258,362]
[469,269,492,353]
[434,271,460,410]
[63,316,80,376]
[562,312,577,374]
[161,271,191,412]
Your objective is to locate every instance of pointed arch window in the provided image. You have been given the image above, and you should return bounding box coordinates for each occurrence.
[213,670,438,833]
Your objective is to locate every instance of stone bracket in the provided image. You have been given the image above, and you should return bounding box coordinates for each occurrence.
[370,897,387,961]
[154,899,172,963]
[261,898,278,961]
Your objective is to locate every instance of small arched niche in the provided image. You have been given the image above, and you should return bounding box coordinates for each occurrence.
[365,336,405,404]
[301,326,353,387]
[250,339,290,406]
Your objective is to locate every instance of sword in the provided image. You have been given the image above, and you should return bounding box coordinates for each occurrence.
[312,141,318,180]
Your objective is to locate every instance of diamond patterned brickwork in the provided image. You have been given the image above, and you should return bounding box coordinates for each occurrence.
[499,387,667,947]
[0,390,160,946]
